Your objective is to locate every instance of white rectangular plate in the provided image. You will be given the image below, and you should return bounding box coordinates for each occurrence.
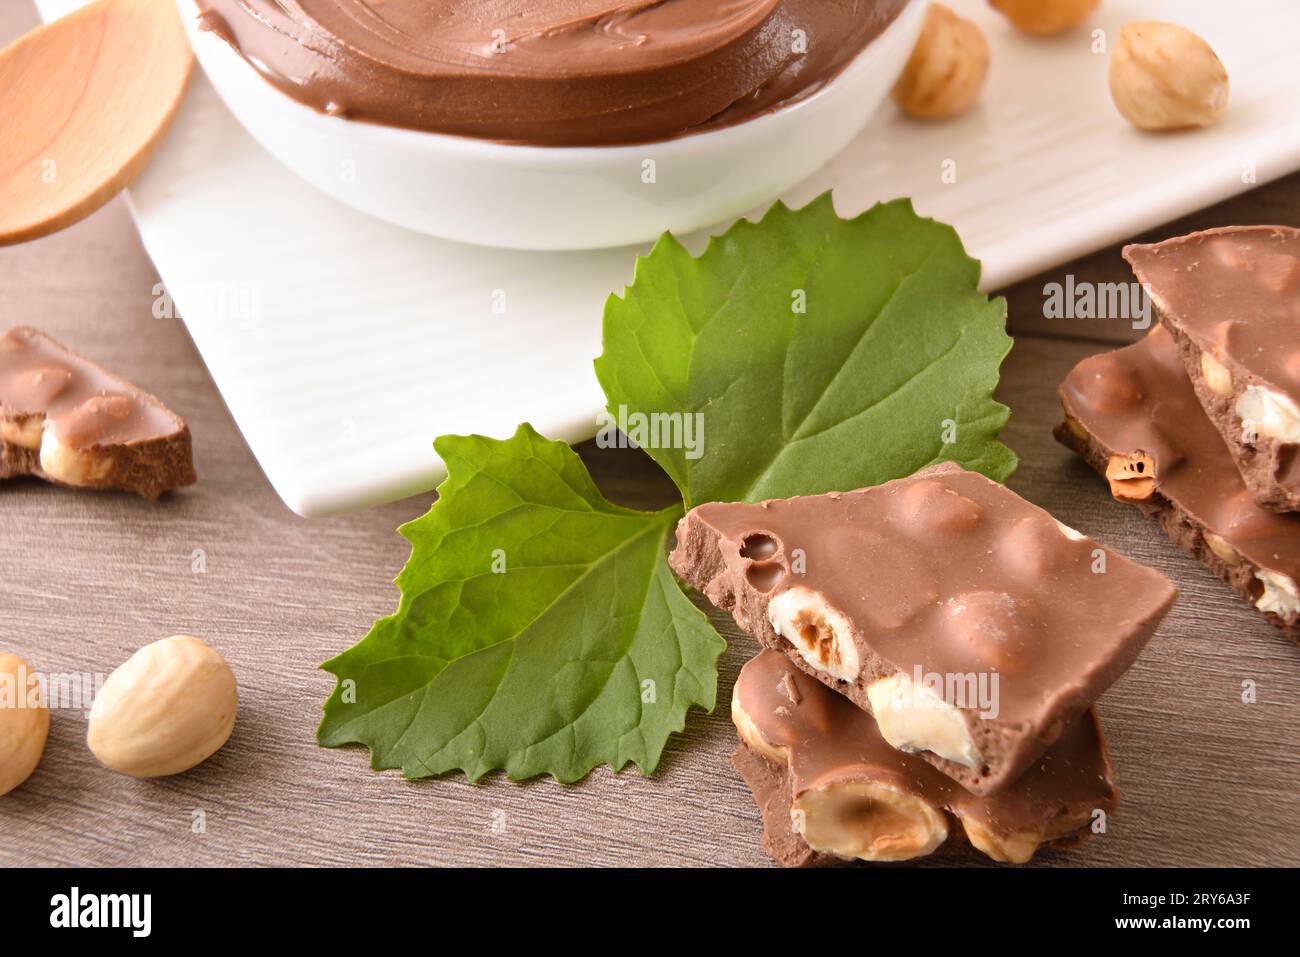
[35,0,1300,516]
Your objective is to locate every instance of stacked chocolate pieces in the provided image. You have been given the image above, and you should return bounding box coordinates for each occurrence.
[670,463,1178,865]
[1056,227,1300,642]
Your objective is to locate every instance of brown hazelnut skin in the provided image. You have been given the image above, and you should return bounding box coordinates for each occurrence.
[989,0,1099,36]
[891,4,990,121]
[1109,21,1229,132]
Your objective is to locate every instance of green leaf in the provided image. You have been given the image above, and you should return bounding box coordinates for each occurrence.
[595,194,1016,508]
[321,196,1015,786]
[317,424,724,783]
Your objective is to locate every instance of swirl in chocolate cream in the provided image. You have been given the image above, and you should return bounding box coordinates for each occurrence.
[192,0,907,145]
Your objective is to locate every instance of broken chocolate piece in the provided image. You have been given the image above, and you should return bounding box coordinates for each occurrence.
[0,327,196,499]
[1125,226,1300,512]
[732,650,1116,866]
[669,462,1176,796]
[1057,325,1300,641]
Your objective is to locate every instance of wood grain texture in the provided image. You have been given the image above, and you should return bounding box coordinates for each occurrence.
[0,0,193,244]
[1,0,1296,868]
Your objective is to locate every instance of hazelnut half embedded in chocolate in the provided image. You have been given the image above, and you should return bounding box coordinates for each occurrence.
[730,684,791,768]
[1105,451,1157,501]
[1204,531,1242,568]
[960,817,1048,864]
[1237,385,1300,444]
[1200,351,1234,397]
[1055,520,1087,541]
[732,680,949,863]
[1255,569,1300,623]
[38,425,114,486]
[767,587,860,682]
[1062,415,1089,443]
[0,414,41,450]
[793,780,949,863]
[866,671,983,769]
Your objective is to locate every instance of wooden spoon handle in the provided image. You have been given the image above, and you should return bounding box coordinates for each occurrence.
[0,0,194,245]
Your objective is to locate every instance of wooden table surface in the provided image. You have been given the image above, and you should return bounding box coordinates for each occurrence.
[2,1,1297,869]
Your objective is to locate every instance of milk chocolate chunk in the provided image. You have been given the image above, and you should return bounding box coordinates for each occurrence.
[669,462,1176,795]
[0,327,196,499]
[731,650,1117,867]
[1057,325,1300,641]
[194,0,907,147]
[1125,226,1300,512]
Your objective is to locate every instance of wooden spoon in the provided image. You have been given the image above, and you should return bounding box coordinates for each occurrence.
[0,0,193,245]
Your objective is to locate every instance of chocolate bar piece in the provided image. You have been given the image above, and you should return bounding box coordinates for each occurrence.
[1057,325,1300,641]
[669,462,1176,795]
[0,327,196,499]
[731,650,1116,866]
[1125,226,1300,512]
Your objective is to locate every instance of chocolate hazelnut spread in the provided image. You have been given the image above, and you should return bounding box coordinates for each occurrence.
[192,0,907,146]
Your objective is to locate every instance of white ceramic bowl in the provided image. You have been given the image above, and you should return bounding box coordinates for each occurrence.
[180,0,926,250]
